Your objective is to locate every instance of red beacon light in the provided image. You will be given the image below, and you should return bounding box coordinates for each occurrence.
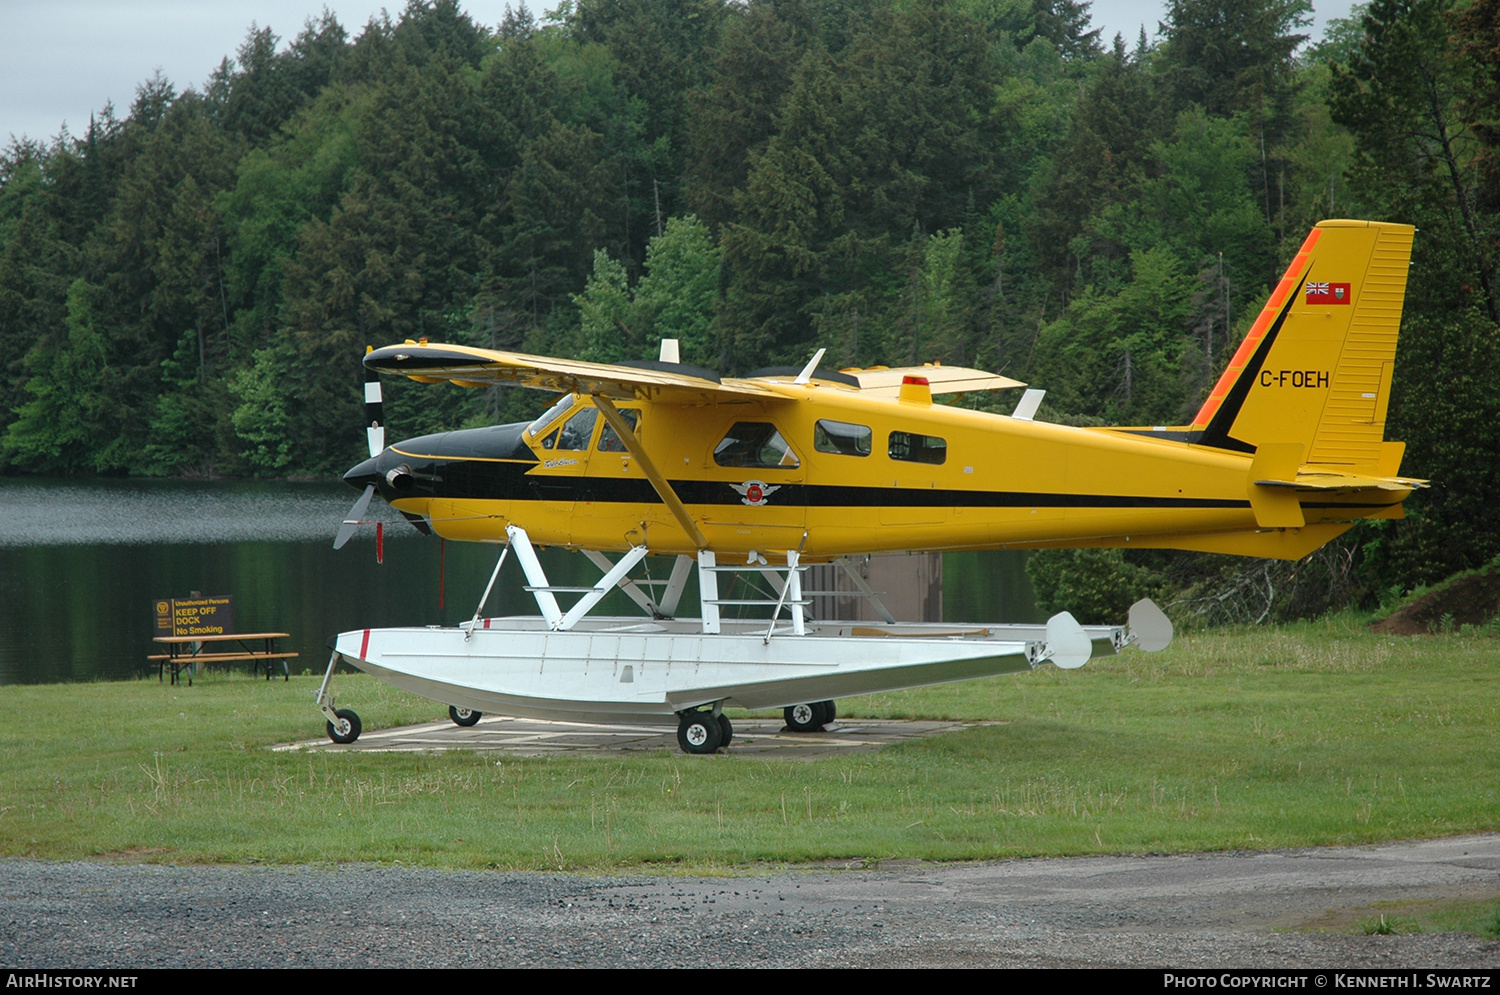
[898,375,932,405]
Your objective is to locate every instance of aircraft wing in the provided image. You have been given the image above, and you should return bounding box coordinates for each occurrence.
[851,365,1025,397]
[365,342,784,402]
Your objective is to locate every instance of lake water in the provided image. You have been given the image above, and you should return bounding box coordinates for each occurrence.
[0,478,1036,684]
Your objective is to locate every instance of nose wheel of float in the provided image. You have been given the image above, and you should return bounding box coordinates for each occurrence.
[326,708,361,744]
[316,651,365,744]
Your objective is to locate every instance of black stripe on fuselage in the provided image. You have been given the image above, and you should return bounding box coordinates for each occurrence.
[387,456,1251,511]
[672,480,1247,509]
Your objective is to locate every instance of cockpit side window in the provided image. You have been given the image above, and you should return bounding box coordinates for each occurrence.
[554,408,598,451]
[597,408,641,452]
[714,422,800,469]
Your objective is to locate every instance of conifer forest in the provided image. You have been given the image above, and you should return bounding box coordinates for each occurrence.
[2,0,1497,616]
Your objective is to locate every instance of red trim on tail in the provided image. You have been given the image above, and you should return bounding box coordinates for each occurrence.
[359,629,370,659]
[1190,228,1321,430]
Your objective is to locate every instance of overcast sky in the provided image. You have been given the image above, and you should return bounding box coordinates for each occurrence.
[2,1,1355,147]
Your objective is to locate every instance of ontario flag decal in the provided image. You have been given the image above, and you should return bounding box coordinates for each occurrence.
[1305,281,1351,304]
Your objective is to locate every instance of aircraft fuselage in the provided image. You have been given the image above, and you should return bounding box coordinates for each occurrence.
[343,382,1404,562]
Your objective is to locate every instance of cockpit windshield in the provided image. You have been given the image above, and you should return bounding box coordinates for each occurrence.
[527,394,576,439]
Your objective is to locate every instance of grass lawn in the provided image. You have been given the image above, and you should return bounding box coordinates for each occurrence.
[0,614,1495,872]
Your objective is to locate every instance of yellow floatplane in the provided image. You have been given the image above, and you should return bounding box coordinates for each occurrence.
[319,220,1422,752]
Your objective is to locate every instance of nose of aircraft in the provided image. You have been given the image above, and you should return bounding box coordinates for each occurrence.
[343,455,381,492]
[334,452,398,550]
[335,447,426,548]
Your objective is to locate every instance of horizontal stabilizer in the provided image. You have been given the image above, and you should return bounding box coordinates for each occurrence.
[1253,471,1428,492]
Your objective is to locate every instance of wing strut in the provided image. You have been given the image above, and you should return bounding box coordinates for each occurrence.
[590,394,709,549]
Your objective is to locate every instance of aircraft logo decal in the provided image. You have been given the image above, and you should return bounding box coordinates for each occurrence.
[1305,281,1351,304]
[732,480,781,506]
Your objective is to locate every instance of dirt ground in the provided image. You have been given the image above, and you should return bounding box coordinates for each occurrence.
[3,835,1497,968]
[1371,569,1500,635]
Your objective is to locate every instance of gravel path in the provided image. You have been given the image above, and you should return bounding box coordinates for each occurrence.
[3,835,1498,968]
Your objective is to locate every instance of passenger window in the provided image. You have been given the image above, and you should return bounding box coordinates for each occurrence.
[555,408,598,451]
[814,420,871,457]
[889,430,946,465]
[597,409,641,452]
[714,422,801,469]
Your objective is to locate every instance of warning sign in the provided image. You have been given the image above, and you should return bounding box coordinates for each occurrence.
[152,596,234,638]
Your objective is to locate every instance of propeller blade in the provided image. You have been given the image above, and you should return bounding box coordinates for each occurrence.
[364,349,386,457]
[334,484,376,550]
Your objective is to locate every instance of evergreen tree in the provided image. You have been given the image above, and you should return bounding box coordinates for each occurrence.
[573,248,636,362]
[1158,0,1310,118]
[1382,308,1500,582]
[1331,0,1497,323]
[685,0,816,231]
[1025,38,1165,296]
[573,215,721,364]
[3,279,116,472]
[634,215,721,363]
[567,0,730,262]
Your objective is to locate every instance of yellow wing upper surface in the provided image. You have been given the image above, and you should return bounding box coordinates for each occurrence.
[364,342,784,402]
[365,343,1027,404]
[847,365,1025,397]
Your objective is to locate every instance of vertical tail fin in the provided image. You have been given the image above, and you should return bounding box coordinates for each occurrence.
[1190,220,1415,470]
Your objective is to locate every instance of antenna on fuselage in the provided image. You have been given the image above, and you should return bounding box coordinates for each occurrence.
[1012,389,1046,421]
[659,338,680,363]
[794,348,828,385]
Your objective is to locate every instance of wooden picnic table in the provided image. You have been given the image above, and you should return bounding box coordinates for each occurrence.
[149,632,298,685]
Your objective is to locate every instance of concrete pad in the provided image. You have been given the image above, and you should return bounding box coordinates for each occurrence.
[278,715,983,758]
